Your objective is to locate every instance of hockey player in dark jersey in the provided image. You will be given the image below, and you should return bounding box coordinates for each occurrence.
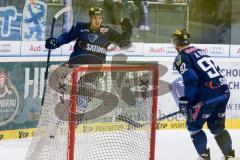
[172,29,235,160]
[45,6,133,126]
[45,6,132,64]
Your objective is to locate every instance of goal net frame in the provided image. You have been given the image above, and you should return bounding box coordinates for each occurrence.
[26,63,159,160]
[69,64,159,160]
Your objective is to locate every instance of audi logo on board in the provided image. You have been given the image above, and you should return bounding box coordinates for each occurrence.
[0,44,11,53]
[208,47,224,54]
[149,46,177,54]
[165,47,176,54]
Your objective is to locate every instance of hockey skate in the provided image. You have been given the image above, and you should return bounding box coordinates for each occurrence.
[197,148,211,160]
[222,149,235,160]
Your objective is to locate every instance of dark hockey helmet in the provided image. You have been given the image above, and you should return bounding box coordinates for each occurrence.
[172,29,190,46]
[89,6,104,17]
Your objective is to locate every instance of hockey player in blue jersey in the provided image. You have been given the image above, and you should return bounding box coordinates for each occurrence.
[172,29,235,160]
[45,6,132,64]
[45,6,132,125]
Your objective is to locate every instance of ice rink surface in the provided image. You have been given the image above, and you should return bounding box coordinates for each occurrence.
[0,130,239,160]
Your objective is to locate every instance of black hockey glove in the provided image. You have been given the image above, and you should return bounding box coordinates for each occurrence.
[120,18,133,33]
[118,40,132,49]
[45,37,59,49]
[178,96,192,117]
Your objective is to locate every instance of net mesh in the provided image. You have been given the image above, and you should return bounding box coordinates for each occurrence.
[25,64,158,160]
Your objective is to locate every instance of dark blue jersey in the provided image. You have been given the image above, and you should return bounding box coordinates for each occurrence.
[174,46,229,104]
[57,22,132,63]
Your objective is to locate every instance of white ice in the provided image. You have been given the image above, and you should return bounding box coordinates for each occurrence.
[156,130,240,160]
[0,130,239,160]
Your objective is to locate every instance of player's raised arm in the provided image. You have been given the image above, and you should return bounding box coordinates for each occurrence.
[108,17,133,49]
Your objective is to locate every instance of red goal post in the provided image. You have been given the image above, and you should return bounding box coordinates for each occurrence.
[26,63,159,160]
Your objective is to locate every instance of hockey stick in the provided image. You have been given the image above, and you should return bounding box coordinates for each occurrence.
[41,6,72,106]
[117,111,181,128]
[117,102,203,128]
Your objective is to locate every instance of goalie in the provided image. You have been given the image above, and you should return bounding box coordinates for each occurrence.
[172,29,235,160]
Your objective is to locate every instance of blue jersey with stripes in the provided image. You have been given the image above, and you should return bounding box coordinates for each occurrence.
[174,46,229,104]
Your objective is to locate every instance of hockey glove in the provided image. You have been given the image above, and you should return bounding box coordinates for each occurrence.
[45,37,59,49]
[118,40,132,49]
[120,18,133,33]
[178,96,192,117]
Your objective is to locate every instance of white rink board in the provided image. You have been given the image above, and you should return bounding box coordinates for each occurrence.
[0,42,231,57]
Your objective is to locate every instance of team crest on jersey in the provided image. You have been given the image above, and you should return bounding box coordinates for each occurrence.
[88,33,98,43]
[0,69,19,126]
[175,55,182,66]
[100,27,108,33]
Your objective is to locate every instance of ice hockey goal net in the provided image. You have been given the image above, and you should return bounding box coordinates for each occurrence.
[25,64,159,160]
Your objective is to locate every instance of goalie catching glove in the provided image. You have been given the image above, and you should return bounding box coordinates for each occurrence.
[45,37,60,49]
[178,96,193,117]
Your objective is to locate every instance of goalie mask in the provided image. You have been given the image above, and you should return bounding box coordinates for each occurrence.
[171,29,190,47]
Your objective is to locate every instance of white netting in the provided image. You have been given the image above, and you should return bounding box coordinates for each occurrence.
[25,64,158,160]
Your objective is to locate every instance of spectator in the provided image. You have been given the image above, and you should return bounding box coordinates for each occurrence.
[129,0,149,38]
